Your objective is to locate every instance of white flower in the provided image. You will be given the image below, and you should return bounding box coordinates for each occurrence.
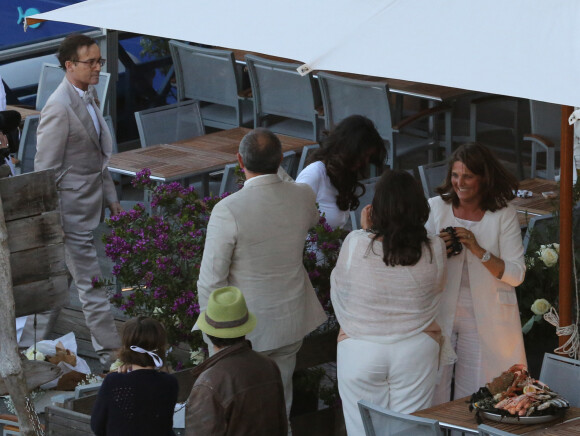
[153,307,164,316]
[553,243,560,254]
[538,247,558,267]
[24,348,45,361]
[531,298,551,316]
[190,348,206,366]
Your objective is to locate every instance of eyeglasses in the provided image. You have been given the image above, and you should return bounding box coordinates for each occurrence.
[74,58,106,68]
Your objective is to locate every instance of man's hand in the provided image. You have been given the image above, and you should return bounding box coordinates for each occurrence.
[109,201,123,217]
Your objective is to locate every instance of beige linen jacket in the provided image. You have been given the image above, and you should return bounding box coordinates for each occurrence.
[197,173,327,352]
[35,78,117,232]
[426,196,527,386]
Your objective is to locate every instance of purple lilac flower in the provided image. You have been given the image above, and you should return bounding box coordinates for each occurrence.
[309,270,321,280]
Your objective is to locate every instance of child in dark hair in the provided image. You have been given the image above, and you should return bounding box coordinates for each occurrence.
[91,317,178,436]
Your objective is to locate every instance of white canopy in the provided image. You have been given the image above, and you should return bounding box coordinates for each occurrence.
[28,0,580,107]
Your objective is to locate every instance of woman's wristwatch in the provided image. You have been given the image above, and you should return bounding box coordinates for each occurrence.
[480,250,491,262]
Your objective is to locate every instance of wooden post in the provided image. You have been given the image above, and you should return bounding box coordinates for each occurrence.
[0,195,41,436]
[559,106,574,349]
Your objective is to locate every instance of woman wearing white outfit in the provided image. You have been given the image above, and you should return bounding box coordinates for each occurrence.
[426,142,527,405]
[296,115,384,229]
[331,170,447,435]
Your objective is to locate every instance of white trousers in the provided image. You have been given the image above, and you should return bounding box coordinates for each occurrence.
[432,291,484,405]
[259,339,303,421]
[337,334,439,436]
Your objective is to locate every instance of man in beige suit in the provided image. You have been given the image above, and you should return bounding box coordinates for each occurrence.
[31,34,121,368]
[197,128,327,418]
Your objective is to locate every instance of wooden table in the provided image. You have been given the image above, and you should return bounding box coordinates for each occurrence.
[512,179,559,228]
[413,397,580,435]
[5,105,40,122]
[108,127,315,194]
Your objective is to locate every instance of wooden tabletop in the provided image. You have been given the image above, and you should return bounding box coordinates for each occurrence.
[5,105,40,121]
[108,127,314,182]
[512,178,559,228]
[413,397,580,435]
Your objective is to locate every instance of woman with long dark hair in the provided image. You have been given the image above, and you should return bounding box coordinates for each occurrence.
[426,142,526,405]
[296,115,385,228]
[331,170,446,435]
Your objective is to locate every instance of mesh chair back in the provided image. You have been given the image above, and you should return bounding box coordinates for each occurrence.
[246,55,319,121]
[135,100,205,148]
[296,144,320,176]
[17,115,40,174]
[522,213,556,253]
[169,41,240,106]
[36,63,110,112]
[281,150,298,179]
[477,424,516,436]
[539,353,580,407]
[219,163,243,196]
[418,160,448,199]
[317,72,394,143]
[349,177,380,230]
[530,101,561,146]
[358,400,443,436]
[246,54,320,140]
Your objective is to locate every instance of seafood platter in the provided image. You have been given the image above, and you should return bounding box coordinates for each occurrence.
[469,364,570,424]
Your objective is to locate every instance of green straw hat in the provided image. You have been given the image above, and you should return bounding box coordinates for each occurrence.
[196,286,257,338]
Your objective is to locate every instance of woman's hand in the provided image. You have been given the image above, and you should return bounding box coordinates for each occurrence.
[454,226,505,279]
[453,227,481,253]
[438,228,455,257]
[361,204,373,230]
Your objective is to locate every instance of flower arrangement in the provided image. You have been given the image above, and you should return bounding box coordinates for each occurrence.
[517,237,562,327]
[522,298,552,334]
[99,169,348,369]
[303,215,349,326]
[97,169,228,365]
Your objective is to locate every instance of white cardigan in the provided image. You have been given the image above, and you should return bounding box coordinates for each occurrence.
[331,231,446,343]
[426,197,527,386]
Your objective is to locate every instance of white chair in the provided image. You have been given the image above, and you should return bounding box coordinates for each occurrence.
[418,160,448,199]
[539,353,580,407]
[36,63,111,112]
[134,100,205,148]
[358,400,443,436]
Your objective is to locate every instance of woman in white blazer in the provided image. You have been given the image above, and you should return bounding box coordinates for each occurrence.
[426,142,527,405]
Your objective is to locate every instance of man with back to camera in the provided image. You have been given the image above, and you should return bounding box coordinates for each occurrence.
[26,33,122,369]
[197,128,327,421]
[186,286,288,435]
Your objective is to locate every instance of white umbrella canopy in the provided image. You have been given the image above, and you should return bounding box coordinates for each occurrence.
[27,0,580,106]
